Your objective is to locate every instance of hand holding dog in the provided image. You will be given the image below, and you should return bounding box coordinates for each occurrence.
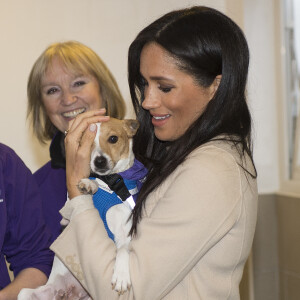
[65,109,110,199]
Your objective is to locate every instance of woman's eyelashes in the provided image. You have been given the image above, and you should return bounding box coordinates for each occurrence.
[46,87,59,95]
[141,77,173,93]
[45,80,86,95]
[73,80,86,87]
[158,85,173,93]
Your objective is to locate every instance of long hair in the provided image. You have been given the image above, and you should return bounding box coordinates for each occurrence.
[128,6,257,236]
[27,41,126,142]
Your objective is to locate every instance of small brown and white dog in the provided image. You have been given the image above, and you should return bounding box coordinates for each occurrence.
[18,118,141,299]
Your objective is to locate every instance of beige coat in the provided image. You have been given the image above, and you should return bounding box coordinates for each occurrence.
[51,139,258,300]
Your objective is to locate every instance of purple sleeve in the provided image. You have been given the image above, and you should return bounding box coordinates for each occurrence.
[0,144,54,279]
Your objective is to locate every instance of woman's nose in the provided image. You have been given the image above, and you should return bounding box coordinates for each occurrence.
[62,91,78,105]
[142,88,160,110]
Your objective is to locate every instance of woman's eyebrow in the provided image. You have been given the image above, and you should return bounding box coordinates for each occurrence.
[149,76,175,82]
[41,82,57,88]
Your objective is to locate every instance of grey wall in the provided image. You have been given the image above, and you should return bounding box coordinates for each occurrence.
[252,194,300,300]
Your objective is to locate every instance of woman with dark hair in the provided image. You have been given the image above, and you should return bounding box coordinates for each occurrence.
[51,6,258,299]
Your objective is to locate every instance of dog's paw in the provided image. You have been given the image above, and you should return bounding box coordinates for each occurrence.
[111,249,131,295]
[78,179,98,195]
[111,270,131,295]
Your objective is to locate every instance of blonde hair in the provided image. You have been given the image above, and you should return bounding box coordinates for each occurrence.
[27,41,126,143]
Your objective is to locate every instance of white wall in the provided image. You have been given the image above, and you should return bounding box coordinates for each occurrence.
[0,0,280,194]
[243,0,280,193]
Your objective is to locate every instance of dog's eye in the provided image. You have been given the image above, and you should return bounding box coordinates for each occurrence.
[108,135,118,144]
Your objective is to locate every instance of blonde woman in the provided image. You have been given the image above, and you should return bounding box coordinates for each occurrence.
[27,41,126,242]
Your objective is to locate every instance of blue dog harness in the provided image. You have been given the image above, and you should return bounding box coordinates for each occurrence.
[91,159,147,240]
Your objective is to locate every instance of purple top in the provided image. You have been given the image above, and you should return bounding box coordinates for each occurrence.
[33,162,67,243]
[32,130,68,243]
[0,143,53,289]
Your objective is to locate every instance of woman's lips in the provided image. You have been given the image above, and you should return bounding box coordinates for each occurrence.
[151,114,171,127]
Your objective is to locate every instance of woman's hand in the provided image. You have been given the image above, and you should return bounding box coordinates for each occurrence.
[64,109,110,199]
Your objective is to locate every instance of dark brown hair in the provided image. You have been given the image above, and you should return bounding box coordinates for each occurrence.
[128,6,256,235]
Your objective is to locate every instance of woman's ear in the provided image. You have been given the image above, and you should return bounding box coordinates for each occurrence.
[209,75,222,100]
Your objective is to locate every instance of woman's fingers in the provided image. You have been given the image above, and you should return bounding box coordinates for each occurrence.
[73,123,98,174]
[79,123,98,155]
[68,108,108,133]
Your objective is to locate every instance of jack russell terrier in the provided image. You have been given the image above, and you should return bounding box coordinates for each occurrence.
[18,118,147,299]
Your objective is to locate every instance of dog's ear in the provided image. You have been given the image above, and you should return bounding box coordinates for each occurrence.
[123,119,140,137]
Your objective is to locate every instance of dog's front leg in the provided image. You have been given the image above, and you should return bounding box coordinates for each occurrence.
[107,204,132,295]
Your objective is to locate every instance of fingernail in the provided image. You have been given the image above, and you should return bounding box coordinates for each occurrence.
[89,124,97,132]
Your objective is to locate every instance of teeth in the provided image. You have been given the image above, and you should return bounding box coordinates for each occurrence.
[153,115,170,120]
[62,108,86,118]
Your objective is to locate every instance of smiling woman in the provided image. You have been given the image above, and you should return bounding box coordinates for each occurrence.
[50,6,258,300]
[140,42,220,141]
[40,57,103,133]
[28,41,125,143]
[27,40,126,243]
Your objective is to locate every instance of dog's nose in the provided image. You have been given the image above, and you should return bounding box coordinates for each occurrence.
[94,156,107,169]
